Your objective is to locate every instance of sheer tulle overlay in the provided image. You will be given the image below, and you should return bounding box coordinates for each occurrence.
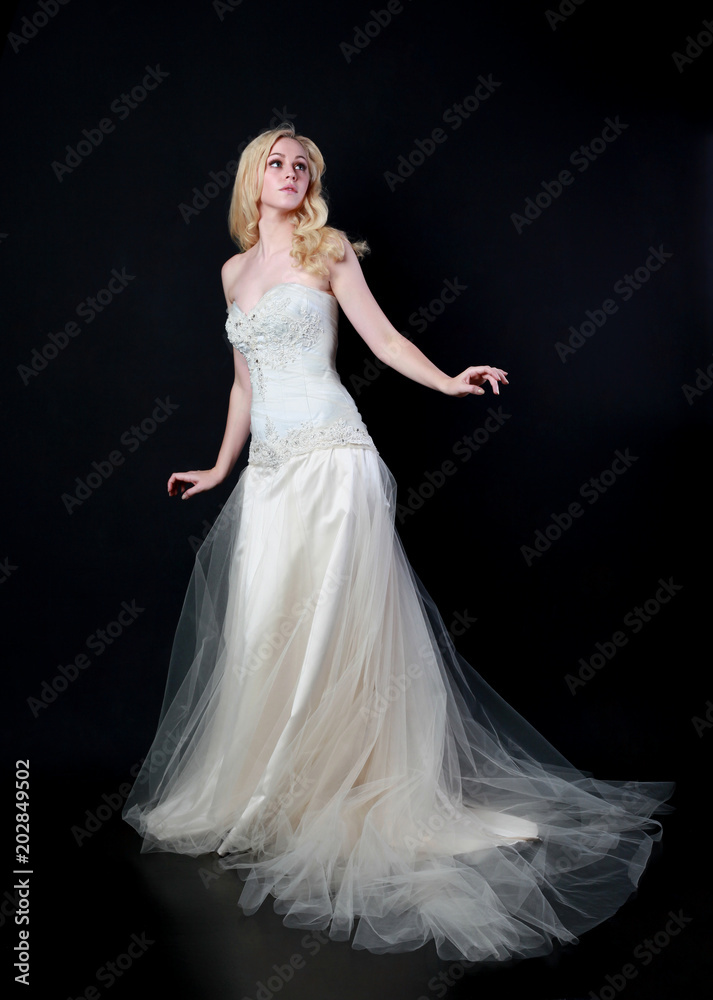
[123,284,673,962]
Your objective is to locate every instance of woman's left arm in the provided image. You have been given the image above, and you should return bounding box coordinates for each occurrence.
[329,242,508,398]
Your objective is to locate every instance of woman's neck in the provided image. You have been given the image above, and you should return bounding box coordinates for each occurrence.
[254,210,295,260]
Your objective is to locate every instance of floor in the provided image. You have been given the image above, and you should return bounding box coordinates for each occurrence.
[22,773,706,1000]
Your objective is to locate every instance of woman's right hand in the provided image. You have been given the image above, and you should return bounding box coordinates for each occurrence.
[167,467,223,500]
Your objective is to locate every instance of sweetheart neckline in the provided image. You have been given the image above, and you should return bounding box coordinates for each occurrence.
[230,283,337,316]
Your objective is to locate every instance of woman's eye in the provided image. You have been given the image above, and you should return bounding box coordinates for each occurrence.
[269,159,281,167]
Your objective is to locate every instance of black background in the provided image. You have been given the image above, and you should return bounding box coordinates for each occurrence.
[1,0,711,997]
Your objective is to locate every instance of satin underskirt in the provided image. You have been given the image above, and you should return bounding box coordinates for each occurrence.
[123,445,673,961]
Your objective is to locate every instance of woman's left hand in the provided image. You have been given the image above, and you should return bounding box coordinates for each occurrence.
[444,366,509,398]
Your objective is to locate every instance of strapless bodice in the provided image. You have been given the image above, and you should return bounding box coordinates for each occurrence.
[225,284,375,470]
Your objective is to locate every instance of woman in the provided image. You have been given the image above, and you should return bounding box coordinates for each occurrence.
[123,122,673,962]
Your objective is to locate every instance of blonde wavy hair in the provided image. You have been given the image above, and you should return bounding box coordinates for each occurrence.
[228,122,369,277]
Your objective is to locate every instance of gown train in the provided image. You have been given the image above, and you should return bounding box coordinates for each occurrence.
[123,283,673,961]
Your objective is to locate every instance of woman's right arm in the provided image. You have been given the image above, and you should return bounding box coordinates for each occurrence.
[167,348,252,499]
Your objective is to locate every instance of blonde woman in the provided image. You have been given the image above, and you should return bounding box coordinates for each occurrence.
[124,123,672,963]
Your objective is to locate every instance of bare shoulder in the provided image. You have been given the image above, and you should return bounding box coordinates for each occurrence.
[328,239,359,278]
[221,251,249,306]
[221,251,244,283]
[328,239,368,296]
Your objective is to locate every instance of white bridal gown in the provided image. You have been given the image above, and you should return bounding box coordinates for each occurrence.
[123,282,673,961]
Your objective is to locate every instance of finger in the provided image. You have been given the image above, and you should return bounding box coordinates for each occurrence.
[474,367,509,383]
[169,472,199,496]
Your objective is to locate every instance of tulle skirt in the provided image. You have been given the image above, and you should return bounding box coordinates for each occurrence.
[123,444,674,962]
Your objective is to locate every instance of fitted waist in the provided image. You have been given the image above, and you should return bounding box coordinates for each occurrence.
[249,415,376,471]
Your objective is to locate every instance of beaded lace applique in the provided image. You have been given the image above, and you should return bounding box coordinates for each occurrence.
[224,286,376,471]
[225,291,322,398]
[250,417,375,470]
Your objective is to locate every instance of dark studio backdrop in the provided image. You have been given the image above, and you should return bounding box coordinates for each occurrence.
[1,0,711,997]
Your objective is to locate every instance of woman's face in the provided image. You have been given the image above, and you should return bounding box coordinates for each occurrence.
[258,137,310,212]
